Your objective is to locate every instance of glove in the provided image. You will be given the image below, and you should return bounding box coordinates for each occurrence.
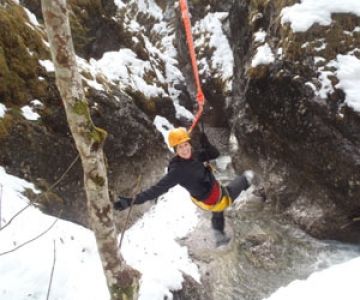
[114,196,132,211]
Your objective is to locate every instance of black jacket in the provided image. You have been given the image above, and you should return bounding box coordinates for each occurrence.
[135,135,220,204]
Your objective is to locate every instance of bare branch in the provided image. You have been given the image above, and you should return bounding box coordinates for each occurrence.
[0,218,59,257]
[46,240,57,300]
[47,154,80,193]
[0,155,79,233]
[118,175,142,251]
[0,203,32,232]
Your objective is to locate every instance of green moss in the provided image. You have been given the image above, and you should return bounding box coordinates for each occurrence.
[68,0,105,57]
[0,1,49,106]
[110,284,138,300]
[72,99,108,145]
[90,173,105,186]
[247,65,269,79]
[89,126,107,144]
[72,99,90,116]
[0,114,13,139]
[249,0,270,11]
[126,88,157,118]
[29,79,48,98]
[280,8,360,63]
[69,11,94,57]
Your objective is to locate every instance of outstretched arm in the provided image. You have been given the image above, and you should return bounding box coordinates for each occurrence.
[114,169,179,210]
[135,168,178,204]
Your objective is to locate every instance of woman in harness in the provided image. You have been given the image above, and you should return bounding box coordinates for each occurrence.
[114,127,259,240]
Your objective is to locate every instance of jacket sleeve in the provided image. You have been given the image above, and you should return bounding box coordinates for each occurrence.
[196,133,220,162]
[134,168,179,204]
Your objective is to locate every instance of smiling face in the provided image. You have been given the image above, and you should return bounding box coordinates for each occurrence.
[175,141,192,159]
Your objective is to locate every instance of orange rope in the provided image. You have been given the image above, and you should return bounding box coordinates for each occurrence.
[179,0,205,134]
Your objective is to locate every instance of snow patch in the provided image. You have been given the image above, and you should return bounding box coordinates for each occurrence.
[264,256,360,300]
[0,103,7,118]
[281,0,360,32]
[39,59,55,72]
[252,43,275,67]
[194,12,234,92]
[254,30,266,43]
[21,105,40,121]
[333,54,360,112]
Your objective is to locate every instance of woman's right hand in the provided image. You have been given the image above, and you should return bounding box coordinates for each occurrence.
[114,196,132,211]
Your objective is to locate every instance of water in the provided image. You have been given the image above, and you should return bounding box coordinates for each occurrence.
[207,155,360,300]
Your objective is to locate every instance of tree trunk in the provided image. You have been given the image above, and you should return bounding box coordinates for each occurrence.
[41,1,140,299]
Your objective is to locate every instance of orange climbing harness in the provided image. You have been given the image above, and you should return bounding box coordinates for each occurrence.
[179,0,205,134]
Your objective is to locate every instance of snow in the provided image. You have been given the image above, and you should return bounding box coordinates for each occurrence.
[281,0,360,32]
[194,12,234,92]
[254,30,266,43]
[333,54,360,112]
[39,59,55,73]
[279,1,360,112]
[0,167,109,300]
[93,49,165,98]
[77,57,105,91]
[153,115,174,150]
[21,105,40,121]
[0,103,6,118]
[114,0,163,19]
[30,99,43,107]
[251,43,275,67]
[314,56,326,65]
[121,187,200,299]
[264,256,360,300]
[314,54,360,112]
[317,69,334,99]
[3,165,360,300]
[23,7,39,26]
[136,0,163,20]
[113,0,125,9]
[0,166,200,300]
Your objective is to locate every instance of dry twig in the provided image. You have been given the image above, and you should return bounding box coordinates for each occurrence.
[0,155,79,232]
[118,175,142,251]
[46,240,57,300]
[0,218,59,256]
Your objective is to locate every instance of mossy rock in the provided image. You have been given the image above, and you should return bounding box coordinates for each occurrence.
[0,114,14,139]
[67,0,133,59]
[127,89,157,117]
[0,1,49,106]
[247,65,270,79]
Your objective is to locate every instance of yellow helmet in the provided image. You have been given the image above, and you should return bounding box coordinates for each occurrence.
[168,127,190,148]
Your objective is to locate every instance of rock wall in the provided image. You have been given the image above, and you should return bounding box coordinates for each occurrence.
[229,0,360,242]
[0,0,169,227]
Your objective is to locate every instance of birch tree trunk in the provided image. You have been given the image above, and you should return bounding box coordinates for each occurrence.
[41,1,140,299]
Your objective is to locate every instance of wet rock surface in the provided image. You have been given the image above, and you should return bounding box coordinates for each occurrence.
[229,0,360,243]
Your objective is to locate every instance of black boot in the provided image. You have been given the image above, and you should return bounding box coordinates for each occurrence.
[211,212,230,247]
[213,230,231,247]
[211,212,225,232]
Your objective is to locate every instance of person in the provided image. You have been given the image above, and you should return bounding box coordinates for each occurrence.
[114,127,262,246]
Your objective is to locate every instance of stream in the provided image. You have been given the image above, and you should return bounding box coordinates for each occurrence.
[185,155,360,300]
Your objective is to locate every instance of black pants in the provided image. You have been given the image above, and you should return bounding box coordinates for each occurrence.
[211,174,249,232]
